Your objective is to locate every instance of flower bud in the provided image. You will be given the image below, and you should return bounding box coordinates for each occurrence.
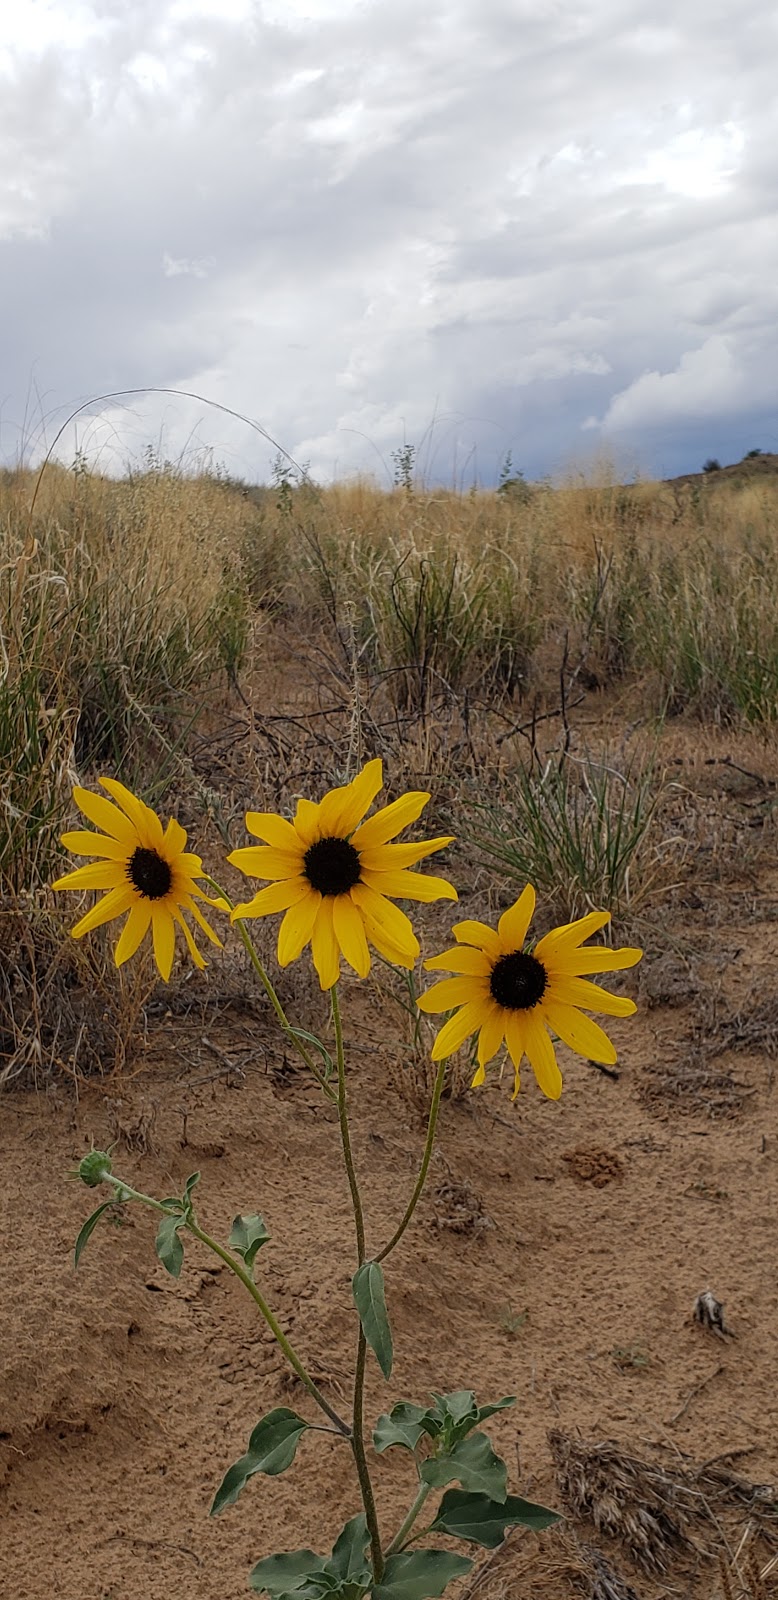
[78,1150,113,1187]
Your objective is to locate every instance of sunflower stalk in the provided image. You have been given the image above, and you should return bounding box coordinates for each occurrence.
[331,983,384,1580]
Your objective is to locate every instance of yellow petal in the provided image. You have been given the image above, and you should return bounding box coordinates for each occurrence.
[114,900,152,967]
[72,786,137,844]
[333,894,371,978]
[452,919,501,959]
[350,883,419,963]
[523,1012,563,1100]
[552,945,643,976]
[543,1001,617,1065]
[277,890,321,966]
[311,898,341,989]
[350,791,430,849]
[503,1012,528,1074]
[227,845,305,880]
[182,896,224,947]
[417,976,485,1014]
[245,811,305,852]
[358,836,454,871]
[163,816,188,856]
[52,860,126,892]
[424,946,491,976]
[70,885,134,937]
[100,778,163,848]
[476,1004,506,1067]
[431,998,490,1060]
[151,906,176,981]
[534,910,611,959]
[497,885,536,951]
[360,867,457,903]
[293,798,320,846]
[471,1064,487,1087]
[231,878,309,920]
[546,975,637,1017]
[317,758,383,838]
[60,830,128,860]
[360,919,415,968]
[172,907,207,970]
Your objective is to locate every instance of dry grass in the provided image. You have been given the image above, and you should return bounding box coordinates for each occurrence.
[3,457,778,1084]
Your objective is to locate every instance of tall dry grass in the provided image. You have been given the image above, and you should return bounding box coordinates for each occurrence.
[2,455,777,1082]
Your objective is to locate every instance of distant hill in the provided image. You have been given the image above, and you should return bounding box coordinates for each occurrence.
[665,451,778,488]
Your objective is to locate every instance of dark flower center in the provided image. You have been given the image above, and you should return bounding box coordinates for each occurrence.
[128,847,173,901]
[489,950,547,1011]
[304,836,362,897]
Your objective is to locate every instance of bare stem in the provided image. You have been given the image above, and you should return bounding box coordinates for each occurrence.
[375,1058,447,1263]
[330,984,384,1583]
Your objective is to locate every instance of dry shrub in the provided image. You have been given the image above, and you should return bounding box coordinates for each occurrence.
[0,894,154,1087]
[549,1431,778,1582]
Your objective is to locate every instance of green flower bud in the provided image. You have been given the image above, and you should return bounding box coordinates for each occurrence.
[78,1150,113,1187]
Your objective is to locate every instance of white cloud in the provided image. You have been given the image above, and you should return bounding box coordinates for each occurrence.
[1,0,777,480]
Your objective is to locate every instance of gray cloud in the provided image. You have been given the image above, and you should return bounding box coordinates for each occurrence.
[1,0,777,481]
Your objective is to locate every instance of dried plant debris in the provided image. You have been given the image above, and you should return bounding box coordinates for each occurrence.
[430,1175,493,1236]
[639,1048,755,1119]
[696,991,778,1060]
[549,1431,695,1574]
[549,1432,778,1582]
[562,1148,625,1187]
[693,1290,735,1339]
[639,953,705,1011]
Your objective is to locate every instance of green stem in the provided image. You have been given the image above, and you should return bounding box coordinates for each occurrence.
[330,984,384,1583]
[331,984,366,1262]
[187,1221,351,1437]
[375,1058,447,1263]
[206,876,336,1102]
[386,1481,434,1556]
[102,1175,350,1437]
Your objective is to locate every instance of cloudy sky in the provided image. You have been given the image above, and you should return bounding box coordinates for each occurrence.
[1,0,776,486]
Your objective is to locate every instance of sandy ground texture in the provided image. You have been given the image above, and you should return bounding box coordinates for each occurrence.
[2,868,778,1600]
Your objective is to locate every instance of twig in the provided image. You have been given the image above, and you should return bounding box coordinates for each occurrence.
[667,1363,724,1425]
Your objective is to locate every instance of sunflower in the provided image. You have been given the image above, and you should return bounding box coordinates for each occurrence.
[53,779,225,980]
[417,884,642,1100]
[228,757,457,988]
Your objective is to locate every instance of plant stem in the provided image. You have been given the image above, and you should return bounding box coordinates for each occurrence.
[205,876,336,1102]
[187,1222,351,1437]
[375,1058,447,1263]
[385,1481,434,1555]
[101,1174,350,1437]
[331,984,366,1261]
[330,984,384,1583]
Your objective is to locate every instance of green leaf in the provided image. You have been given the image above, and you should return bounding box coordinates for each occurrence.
[250,1550,326,1597]
[430,1390,479,1436]
[421,1432,508,1502]
[352,1261,393,1380]
[74,1201,114,1266]
[430,1489,561,1547]
[327,1516,371,1584]
[211,1408,310,1514]
[229,1213,271,1273]
[155,1213,185,1277]
[373,1550,472,1600]
[474,1396,516,1425]
[289,1027,335,1081]
[183,1171,200,1208]
[373,1403,434,1455]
